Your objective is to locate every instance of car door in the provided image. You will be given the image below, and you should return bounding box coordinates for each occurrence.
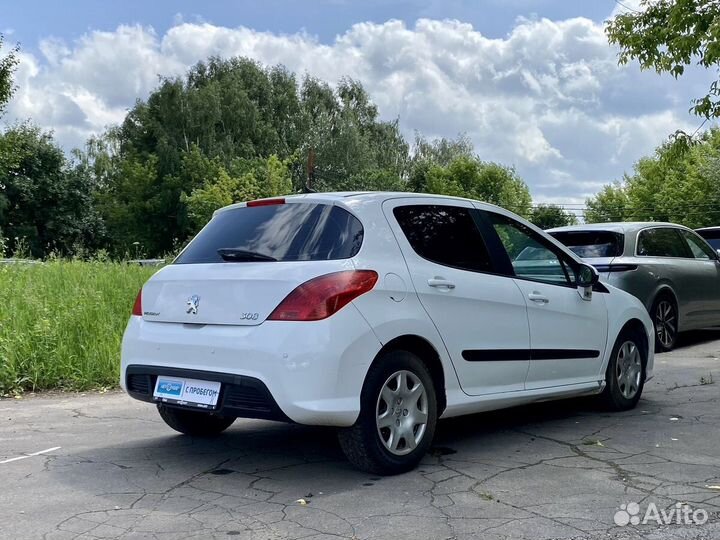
[678,228,720,326]
[636,226,708,330]
[478,209,608,389]
[383,198,530,396]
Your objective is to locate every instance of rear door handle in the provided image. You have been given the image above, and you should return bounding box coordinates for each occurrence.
[528,291,549,304]
[428,277,456,290]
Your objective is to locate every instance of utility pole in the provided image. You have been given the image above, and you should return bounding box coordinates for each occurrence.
[304,147,316,193]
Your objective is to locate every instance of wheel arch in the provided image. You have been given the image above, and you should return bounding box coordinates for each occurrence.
[374,335,447,416]
[618,318,649,367]
[651,285,678,315]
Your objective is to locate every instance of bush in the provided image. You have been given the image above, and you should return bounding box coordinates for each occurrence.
[0,260,156,394]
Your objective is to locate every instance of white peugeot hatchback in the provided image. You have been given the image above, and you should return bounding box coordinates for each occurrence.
[122,192,654,474]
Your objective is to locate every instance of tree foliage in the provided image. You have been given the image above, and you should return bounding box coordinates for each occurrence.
[0,124,104,257]
[2,55,538,258]
[606,0,720,120]
[585,127,720,227]
[421,156,532,217]
[0,34,19,118]
[529,204,578,229]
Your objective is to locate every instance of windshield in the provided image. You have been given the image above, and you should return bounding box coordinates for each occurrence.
[175,203,364,264]
[550,230,624,258]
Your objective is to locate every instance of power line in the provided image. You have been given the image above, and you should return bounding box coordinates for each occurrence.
[614,0,642,13]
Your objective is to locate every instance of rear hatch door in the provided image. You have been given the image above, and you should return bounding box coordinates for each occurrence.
[141,199,364,326]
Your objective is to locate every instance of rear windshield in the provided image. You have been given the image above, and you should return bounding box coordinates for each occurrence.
[175,203,364,264]
[550,230,624,258]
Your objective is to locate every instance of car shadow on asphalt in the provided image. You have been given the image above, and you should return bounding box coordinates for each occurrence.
[52,397,607,492]
[673,328,720,349]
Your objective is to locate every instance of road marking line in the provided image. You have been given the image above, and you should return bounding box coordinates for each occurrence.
[0,446,62,464]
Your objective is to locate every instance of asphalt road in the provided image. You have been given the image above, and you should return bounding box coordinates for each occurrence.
[2,331,720,540]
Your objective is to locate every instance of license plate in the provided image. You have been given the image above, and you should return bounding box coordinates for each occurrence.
[153,376,221,409]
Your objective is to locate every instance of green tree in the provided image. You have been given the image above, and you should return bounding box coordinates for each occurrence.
[93,153,160,255]
[584,183,630,223]
[299,77,409,192]
[0,124,104,257]
[424,156,532,217]
[183,169,258,229]
[182,154,292,230]
[585,128,720,227]
[606,0,720,119]
[0,34,19,117]
[529,204,578,229]
[78,56,536,256]
[408,134,475,193]
[90,58,412,254]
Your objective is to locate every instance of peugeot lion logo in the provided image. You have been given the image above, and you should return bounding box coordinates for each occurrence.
[186,294,200,315]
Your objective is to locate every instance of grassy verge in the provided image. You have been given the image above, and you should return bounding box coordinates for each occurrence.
[0,260,156,394]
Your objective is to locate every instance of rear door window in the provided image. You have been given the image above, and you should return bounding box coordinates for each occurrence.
[636,228,690,258]
[175,203,363,264]
[550,231,624,258]
[393,205,493,273]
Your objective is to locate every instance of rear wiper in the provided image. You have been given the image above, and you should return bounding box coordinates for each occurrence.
[217,248,277,262]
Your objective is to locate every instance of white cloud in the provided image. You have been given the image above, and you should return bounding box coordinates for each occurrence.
[3,13,708,201]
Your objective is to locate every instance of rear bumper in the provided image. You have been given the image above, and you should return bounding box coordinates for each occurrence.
[125,365,291,422]
[120,304,382,427]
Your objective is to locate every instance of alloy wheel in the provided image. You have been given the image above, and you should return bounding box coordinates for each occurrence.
[615,341,642,400]
[376,370,428,456]
[655,300,676,349]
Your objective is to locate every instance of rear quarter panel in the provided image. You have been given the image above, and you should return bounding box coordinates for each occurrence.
[601,285,655,382]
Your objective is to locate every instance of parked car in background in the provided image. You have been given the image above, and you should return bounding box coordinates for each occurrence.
[696,226,720,253]
[121,193,654,474]
[549,222,720,352]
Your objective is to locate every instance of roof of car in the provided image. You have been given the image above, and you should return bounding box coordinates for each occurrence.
[696,226,720,232]
[548,222,687,234]
[283,191,475,202]
[217,191,508,214]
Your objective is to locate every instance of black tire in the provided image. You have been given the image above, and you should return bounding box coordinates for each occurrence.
[338,350,438,475]
[598,328,646,411]
[157,405,235,436]
[651,293,678,352]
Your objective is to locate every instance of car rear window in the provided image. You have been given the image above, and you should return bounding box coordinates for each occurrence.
[175,203,364,264]
[550,231,624,258]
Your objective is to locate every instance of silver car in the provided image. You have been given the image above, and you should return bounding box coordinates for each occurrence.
[548,222,720,351]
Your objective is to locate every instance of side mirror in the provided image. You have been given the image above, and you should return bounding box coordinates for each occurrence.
[577,263,599,301]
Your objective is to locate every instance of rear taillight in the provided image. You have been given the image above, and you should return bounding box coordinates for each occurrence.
[594,264,638,273]
[247,198,285,207]
[268,270,378,321]
[132,289,143,316]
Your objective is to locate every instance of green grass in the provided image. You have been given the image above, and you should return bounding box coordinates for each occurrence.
[0,260,156,394]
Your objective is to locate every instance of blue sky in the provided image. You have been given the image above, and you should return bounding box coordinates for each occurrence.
[2,0,713,207]
[5,0,618,49]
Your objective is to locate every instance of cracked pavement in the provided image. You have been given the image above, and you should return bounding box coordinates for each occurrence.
[2,330,720,540]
